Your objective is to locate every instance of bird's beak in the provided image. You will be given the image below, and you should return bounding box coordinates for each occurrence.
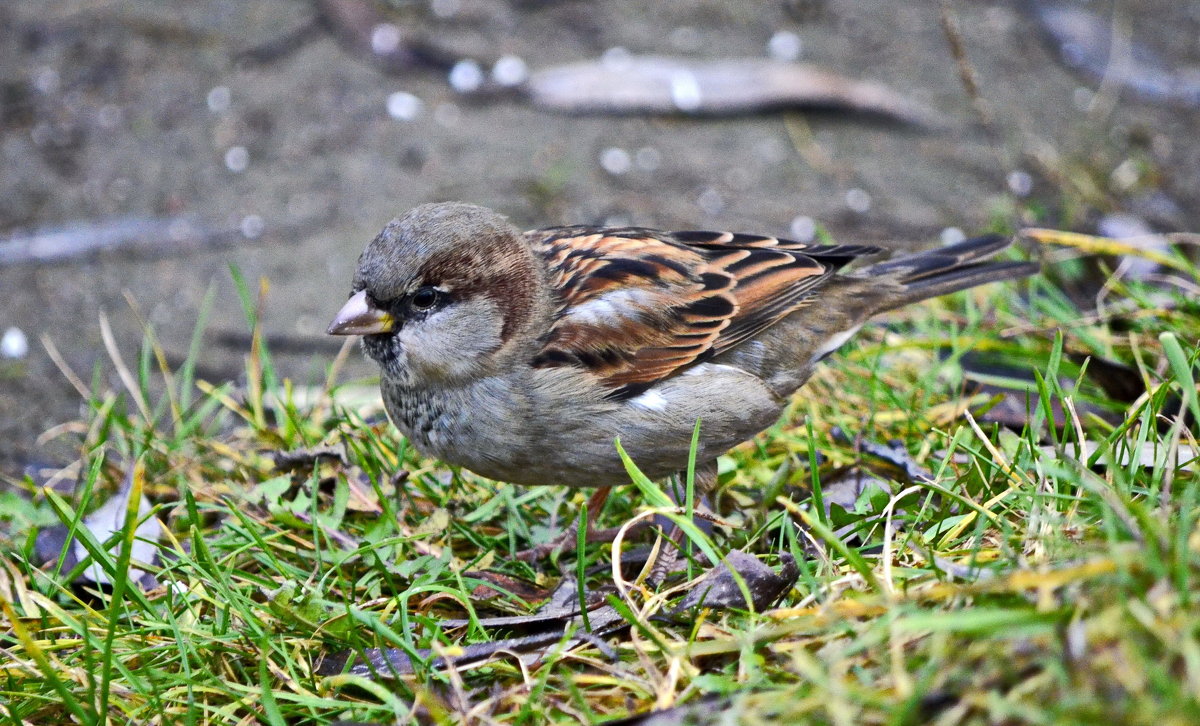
[327,290,395,336]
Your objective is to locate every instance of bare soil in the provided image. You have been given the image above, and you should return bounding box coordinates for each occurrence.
[1,0,1197,475]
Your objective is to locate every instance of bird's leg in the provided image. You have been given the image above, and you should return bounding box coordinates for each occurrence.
[647,460,718,585]
[581,485,613,537]
[515,460,719,564]
[515,485,637,561]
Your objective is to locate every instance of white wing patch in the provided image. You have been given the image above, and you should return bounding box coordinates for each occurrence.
[682,362,744,377]
[631,389,669,411]
[561,288,657,326]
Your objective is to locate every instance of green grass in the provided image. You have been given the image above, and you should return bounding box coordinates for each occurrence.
[1,241,1198,725]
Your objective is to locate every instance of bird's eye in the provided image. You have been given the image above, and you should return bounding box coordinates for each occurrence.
[410,286,441,311]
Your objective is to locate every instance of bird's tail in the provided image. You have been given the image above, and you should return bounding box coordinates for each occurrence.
[856,234,1038,313]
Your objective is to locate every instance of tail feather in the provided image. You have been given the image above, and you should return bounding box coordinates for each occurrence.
[856,234,1037,313]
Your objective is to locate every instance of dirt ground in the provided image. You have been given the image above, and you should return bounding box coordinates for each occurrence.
[1,0,1197,476]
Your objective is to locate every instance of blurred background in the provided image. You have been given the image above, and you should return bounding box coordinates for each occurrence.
[1,0,1197,474]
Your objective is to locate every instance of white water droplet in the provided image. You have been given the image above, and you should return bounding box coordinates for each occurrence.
[789,215,816,242]
[1006,170,1032,197]
[491,55,529,87]
[600,147,631,175]
[845,188,871,213]
[386,91,423,121]
[1,327,28,359]
[448,59,484,93]
[240,214,265,239]
[371,23,402,55]
[940,227,966,245]
[206,86,231,113]
[33,67,60,94]
[670,71,703,112]
[224,146,249,173]
[768,31,803,61]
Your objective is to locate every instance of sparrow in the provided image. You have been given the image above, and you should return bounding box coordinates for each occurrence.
[328,203,1035,543]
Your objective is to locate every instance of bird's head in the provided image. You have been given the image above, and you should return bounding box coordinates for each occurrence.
[328,202,546,386]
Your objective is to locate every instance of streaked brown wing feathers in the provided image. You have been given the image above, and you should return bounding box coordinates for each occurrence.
[528,227,870,395]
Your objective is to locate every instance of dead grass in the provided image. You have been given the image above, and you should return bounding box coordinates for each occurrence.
[1,237,1198,725]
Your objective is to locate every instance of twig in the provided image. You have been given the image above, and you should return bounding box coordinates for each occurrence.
[937,0,994,131]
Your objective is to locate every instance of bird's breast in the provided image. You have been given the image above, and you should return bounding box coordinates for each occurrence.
[380,382,459,455]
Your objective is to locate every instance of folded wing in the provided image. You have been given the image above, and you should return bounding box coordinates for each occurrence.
[527,227,881,397]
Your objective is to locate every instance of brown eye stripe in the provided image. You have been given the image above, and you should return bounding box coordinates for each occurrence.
[419,239,543,344]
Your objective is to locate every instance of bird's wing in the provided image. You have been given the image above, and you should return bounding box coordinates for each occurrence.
[526,226,881,398]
